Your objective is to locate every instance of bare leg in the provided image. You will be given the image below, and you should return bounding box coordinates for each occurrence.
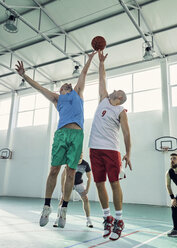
[81,195,90,217]
[110,181,122,210]
[96,182,109,209]
[45,166,61,198]
[63,166,76,201]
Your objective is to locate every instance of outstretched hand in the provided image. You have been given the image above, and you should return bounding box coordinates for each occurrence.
[122,154,132,171]
[15,61,25,77]
[98,49,108,62]
[88,51,97,60]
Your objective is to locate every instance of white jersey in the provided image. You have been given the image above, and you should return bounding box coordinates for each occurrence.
[89,98,124,151]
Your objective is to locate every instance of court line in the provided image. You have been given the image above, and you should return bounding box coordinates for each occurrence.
[64,236,102,248]
[88,231,140,248]
[64,231,139,248]
[131,230,168,248]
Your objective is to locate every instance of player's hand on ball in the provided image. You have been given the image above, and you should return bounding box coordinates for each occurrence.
[98,50,108,62]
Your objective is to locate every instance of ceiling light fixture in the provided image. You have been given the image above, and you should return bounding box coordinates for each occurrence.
[19,79,25,88]
[72,65,80,76]
[143,46,154,60]
[3,11,18,33]
[143,41,154,61]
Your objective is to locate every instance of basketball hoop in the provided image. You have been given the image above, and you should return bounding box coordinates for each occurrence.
[155,136,177,152]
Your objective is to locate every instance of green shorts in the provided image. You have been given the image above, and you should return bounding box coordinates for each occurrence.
[51,128,84,169]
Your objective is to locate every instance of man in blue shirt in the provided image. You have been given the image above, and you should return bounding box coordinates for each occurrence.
[15,52,96,228]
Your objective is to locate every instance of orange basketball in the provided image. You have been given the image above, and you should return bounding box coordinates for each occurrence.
[91,36,106,51]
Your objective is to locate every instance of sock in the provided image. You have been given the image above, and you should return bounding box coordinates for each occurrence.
[103,208,110,218]
[115,210,123,220]
[62,200,68,208]
[44,198,51,207]
[87,216,91,221]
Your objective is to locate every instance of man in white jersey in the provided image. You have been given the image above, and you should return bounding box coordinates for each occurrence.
[89,50,132,241]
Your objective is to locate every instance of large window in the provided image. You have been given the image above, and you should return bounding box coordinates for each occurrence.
[108,74,132,93]
[0,98,11,130]
[108,75,132,113]
[84,83,98,119]
[133,68,162,112]
[169,64,177,107]
[17,94,49,127]
[107,67,162,113]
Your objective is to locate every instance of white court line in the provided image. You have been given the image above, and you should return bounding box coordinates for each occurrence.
[132,230,168,248]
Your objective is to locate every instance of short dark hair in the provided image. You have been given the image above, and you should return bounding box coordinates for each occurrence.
[170,153,177,156]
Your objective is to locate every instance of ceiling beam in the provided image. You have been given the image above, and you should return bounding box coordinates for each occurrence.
[0,0,159,55]
[132,0,163,57]
[119,0,164,58]
[0,42,53,83]
[0,81,14,91]
[0,1,83,67]
[0,0,57,25]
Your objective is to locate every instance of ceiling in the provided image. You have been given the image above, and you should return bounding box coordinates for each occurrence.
[0,0,177,95]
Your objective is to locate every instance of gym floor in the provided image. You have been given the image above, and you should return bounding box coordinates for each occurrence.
[0,197,176,248]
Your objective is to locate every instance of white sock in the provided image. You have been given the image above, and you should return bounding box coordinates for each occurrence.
[115,210,122,220]
[87,216,91,221]
[103,208,110,218]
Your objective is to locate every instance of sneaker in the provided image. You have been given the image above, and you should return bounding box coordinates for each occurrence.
[103,216,114,238]
[58,207,67,228]
[39,205,52,227]
[167,229,177,237]
[53,207,61,227]
[86,219,93,228]
[53,217,59,227]
[109,219,124,241]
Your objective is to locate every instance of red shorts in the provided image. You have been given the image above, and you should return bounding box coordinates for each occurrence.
[89,148,122,183]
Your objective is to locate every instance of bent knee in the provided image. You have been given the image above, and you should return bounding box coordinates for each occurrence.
[66,167,76,179]
[82,195,88,202]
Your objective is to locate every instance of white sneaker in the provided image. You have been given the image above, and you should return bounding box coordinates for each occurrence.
[58,207,67,228]
[53,217,59,227]
[53,208,60,227]
[39,205,52,227]
[86,219,93,228]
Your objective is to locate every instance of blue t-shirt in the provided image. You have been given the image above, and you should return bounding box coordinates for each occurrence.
[57,90,84,129]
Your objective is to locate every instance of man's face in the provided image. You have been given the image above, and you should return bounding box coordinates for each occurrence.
[110,90,121,100]
[171,155,177,168]
[59,83,72,95]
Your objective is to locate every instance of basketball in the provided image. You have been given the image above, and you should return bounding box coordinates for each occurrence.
[91,36,106,51]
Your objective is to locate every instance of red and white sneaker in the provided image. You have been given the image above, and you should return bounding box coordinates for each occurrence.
[103,216,114,238]
[109,219,124,241]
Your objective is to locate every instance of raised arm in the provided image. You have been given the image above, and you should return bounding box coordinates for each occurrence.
[74,52,96,99]
[98,50,108,102]
[166,171,177,207]
[120,110,132,170]
[15,61,59,106]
